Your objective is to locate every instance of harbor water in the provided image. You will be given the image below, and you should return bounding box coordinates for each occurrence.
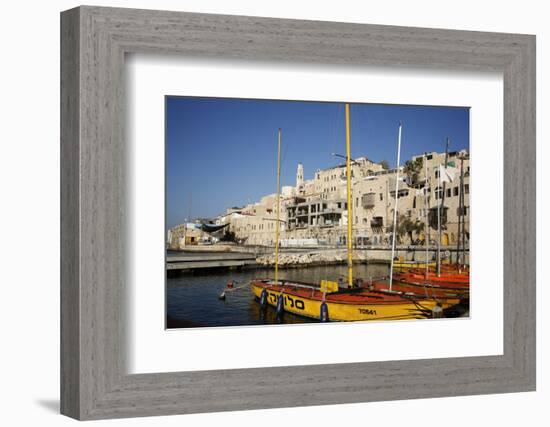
[167,264,390,328]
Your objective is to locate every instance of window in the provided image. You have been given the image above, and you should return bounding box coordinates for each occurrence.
[434,186,443,199]
[453,187,459,196]
[355,197,359,207]
[446,188,452,198]
[465,184,470,194]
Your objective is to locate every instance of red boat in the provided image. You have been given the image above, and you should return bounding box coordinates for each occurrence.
[369,280,467,301]
[392,272,470,291]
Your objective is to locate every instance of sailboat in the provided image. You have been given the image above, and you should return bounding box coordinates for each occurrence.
[391,144,470,297]
[251,105,447,322]
[363,128,465,304]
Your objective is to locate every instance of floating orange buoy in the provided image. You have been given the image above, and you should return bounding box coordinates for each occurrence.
[227,280,234,289]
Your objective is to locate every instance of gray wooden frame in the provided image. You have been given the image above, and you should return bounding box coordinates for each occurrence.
[61,5,536,420]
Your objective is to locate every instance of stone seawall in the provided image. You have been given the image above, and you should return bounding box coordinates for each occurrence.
[256,249,362,267]
[255,247,469,268]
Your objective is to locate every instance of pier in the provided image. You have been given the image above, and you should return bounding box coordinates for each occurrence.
[167,251,257,271]
[167,245,468,272]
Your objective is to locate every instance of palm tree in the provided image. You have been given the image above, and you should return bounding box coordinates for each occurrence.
[403,157,423,187]
[391,214,425,245]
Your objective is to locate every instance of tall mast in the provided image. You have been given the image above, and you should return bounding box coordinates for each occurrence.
[389,122,403,293]
[457,154,465,271]
[424,153,429,281]
[436,170,441,276]
[437,138,449,277]
[345,104,353,288]
[461,157,467,269]
[274,128,282,284]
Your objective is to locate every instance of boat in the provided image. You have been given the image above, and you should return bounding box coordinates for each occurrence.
[251,107,446,322]
[396,270,469,284]
[363,132,467,304]
[368,279,465,303]
[392,273,469,291]
[393,148,470,294]
[392,260,436,269]
[251,279,441,321]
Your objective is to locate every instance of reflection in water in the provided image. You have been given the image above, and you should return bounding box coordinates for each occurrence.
[166,264,389,329]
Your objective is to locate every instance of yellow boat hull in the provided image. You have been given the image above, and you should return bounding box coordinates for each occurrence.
[252,283,443,322]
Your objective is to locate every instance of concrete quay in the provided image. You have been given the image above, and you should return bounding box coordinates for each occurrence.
[166,245,469,271]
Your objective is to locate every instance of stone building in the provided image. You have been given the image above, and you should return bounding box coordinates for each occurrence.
[222,150,470,247]
[167,223,214,249]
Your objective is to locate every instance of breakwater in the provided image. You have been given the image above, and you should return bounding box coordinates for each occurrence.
[167,246,469,272]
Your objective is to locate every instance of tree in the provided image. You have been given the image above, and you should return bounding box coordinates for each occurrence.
[379,159,390,170]
[403,157,423,187]
[390,213,425,244]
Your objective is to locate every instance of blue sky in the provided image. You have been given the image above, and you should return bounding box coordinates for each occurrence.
[166,97,469,228]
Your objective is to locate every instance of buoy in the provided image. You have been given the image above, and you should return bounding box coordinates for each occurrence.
[276,294,285,317]
[218,291,226,300]
[227,280,234,289]
[320,302,329,322]
[260,289,268,310]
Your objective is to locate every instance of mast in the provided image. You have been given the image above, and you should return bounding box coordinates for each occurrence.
[457,154,465,271]
[437,138,449,277]
[424,153,429,281]
[389,122,403,293]
[436,170,441,276]
[274,128,282,284]
[345,104,353,288]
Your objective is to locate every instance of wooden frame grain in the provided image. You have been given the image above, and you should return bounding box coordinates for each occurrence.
[60,5,536,420]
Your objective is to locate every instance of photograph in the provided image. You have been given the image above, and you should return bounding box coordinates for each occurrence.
[165,97,471,328]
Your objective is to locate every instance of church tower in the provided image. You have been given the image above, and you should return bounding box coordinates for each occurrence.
[296,162,304,189]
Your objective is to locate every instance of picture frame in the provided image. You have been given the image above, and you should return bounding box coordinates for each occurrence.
[60,5,535,420]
